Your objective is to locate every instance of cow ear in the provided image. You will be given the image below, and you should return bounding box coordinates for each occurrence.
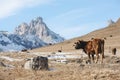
[78,40,81,42]
[78,40,82,43]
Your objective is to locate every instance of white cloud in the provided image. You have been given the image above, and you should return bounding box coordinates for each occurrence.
[51,8,92,24]
[59,26,83,39]
[47,8,93,31]
[46,8,93,39]
[54,9,83,20]
[0,0,54,19]
[58,26,90,39]
[55,21,106,39]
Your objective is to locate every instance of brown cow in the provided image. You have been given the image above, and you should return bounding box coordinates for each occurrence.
[74,38,104,63]
[21,49,28,52]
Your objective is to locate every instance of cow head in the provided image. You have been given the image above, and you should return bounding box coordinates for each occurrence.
[74,40,83,49]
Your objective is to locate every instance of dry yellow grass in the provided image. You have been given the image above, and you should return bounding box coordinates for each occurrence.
[1,52,120,80]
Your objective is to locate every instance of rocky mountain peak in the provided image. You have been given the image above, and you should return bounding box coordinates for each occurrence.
[108,19,115,26]
[14,16,64,44]
[30,17,43,27]
[36,17,43,23]
[116,18,120,25]
[15,22,29,35]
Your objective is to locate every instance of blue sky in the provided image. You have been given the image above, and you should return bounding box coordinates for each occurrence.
[0,0,120,39]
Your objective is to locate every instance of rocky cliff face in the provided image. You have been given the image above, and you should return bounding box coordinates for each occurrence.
[0,17,64,51]
[108,19,115,25]
[14,17,64,44]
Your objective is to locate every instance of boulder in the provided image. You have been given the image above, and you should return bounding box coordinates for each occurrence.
[24,60,32,69]
[24,56,48,70]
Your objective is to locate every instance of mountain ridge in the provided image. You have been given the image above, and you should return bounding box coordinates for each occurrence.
[0,17,64,51]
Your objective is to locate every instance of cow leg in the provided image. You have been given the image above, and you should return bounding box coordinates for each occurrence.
[92,55,94,62]
[101,53,104,63]
[102,52,104,59]
[87,53,91,64]
[95,54,99,63]
[100,51,104,63]
[95,50,99,63]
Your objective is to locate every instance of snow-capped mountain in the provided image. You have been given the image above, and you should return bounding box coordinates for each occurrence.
[8,34,46,49]
[14,17,64,44]
[0,33,25,51]
[0,17,64,51]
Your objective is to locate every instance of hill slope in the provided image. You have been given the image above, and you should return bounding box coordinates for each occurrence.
[31,18,120,52]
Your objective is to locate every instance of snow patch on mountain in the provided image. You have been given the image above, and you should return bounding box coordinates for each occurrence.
[0,33,25,51]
